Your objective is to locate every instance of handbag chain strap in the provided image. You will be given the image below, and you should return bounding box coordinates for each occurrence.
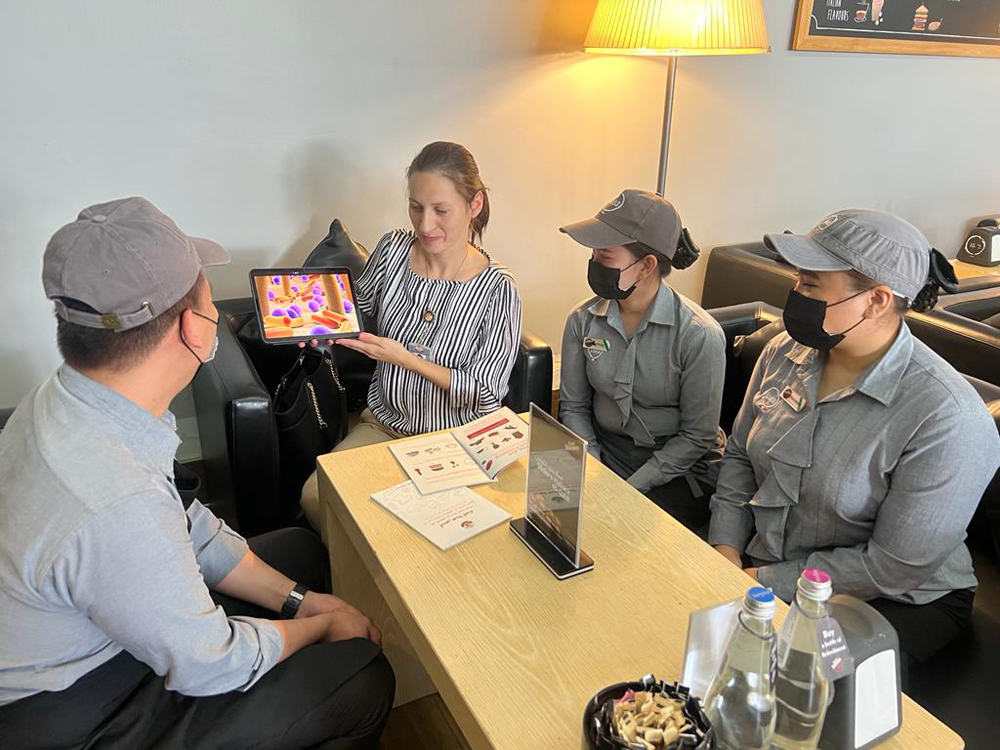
[274,350,306,402]
[306,380,328,430]
[274,350,344,433]
[325,352,345,393]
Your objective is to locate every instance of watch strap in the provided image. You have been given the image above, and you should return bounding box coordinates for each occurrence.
[280,582,309,619]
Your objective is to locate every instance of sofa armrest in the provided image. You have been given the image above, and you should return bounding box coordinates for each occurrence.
[707,302,783,435]
[504,329,553,415]
[191,307,281,535]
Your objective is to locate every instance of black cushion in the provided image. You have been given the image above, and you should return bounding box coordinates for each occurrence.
[235,220,376,410]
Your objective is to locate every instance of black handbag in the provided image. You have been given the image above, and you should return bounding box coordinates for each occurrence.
[272,348,348,518]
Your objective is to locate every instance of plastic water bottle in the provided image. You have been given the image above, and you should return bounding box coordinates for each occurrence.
[704,586,777,750]
[773,568,834,750]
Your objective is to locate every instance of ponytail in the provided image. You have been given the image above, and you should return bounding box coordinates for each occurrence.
[910,248,958,313]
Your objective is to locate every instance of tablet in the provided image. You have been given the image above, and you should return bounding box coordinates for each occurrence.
[249,267,364,344]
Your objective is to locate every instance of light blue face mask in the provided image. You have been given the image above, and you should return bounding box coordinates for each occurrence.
[182,310,220,365]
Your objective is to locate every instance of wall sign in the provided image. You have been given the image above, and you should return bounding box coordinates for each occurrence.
[792,1,1000,58]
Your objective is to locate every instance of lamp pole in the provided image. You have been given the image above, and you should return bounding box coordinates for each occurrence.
[656,57,677,197]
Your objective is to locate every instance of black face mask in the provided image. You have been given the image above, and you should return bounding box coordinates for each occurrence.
[587,257,642,300]
[782,288,871,352]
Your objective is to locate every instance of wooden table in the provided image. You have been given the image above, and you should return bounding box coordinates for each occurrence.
[952,259,1000,281]
[317,445,963,750]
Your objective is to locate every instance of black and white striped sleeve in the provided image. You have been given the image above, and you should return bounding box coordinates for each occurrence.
[355,231,394,319]
[449,274,522,413]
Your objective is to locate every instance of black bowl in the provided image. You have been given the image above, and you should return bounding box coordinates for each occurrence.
[582,676,714,750]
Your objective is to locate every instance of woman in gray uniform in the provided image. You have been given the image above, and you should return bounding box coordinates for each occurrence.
[559,190,726,532]
[709,208,1000,665]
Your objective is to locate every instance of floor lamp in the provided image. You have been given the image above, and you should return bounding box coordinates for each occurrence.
[584,0,770,196]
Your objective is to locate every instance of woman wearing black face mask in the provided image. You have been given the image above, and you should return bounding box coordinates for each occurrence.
[708,208,1000,671]
[557,190,726,532]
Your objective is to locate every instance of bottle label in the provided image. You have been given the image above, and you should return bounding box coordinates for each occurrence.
[816,617,854,679]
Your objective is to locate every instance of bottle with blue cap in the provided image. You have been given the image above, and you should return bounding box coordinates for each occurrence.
[703,586,777,750]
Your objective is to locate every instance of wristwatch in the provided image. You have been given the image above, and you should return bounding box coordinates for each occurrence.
[280,582,309,619]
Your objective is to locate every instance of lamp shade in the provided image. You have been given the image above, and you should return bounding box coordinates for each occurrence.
[584,0,770,56]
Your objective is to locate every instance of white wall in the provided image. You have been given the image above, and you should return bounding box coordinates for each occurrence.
[3,0,999,415]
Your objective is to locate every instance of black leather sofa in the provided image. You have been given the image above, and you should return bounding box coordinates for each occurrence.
[703,243,1000,387]
[707,302,1000,749]
[191,296,553,536]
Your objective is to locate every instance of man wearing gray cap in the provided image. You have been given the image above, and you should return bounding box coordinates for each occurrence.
[558,190,726,532]
[708,209,1000,669]
[0,198,393,748]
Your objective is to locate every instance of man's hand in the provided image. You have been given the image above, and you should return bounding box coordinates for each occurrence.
[713,544,743,568]
[297,591,363,619]
[324,610,383,646]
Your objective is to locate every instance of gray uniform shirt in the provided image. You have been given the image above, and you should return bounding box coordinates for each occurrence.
[0,366,283,706]
[708,325,1000,604]
[560,282,727,493]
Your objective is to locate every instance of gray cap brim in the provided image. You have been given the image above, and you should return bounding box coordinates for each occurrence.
[560,217,634,249]
[763,233,851,272]
[191,237,230,267]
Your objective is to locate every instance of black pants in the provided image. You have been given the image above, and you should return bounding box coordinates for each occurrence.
[0,528,395,750]
[868,587,975,685]
[645,475,715,535]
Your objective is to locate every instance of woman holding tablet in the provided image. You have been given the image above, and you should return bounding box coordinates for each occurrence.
[300,141,522,528]
[558,190,726,533]
[708,209,1000,666]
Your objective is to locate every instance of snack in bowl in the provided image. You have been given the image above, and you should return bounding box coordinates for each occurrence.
[583,676,712,750]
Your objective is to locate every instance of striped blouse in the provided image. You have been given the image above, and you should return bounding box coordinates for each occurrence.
[355,230,522,435]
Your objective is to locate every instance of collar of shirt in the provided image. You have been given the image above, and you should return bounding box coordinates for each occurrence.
[586,281,677,339]
[58,364,180,475]
[783,322,914,407]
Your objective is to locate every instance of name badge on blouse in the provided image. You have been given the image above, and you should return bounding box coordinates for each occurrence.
[407,342,433,361]
[780,386,806,412]
[583,337,611,361]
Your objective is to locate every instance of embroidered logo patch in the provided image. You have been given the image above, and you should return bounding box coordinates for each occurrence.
[583,336,610,361]
[815,214,839,232]
[602,192,626,213]
[754,387,781,413]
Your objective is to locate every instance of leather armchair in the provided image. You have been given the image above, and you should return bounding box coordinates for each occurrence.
[705,301,1000,749]
[704,302,782,434]
[191,297,552,536]
[703,242,1000,387]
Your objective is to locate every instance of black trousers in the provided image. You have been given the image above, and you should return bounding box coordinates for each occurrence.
[0,528,395,750]
[645,475,715,536]
[869,587,975,685]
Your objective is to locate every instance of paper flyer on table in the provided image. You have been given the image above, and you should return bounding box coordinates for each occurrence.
[371,481,511,550]
[452,407,529,479]
[388,434,494,495]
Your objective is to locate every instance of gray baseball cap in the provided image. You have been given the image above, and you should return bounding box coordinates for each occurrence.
[43,197,229,331]
[560,189,682,259]
[764,209,930,301]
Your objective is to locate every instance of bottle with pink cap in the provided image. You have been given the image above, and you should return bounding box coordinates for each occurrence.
[773,568,834,750]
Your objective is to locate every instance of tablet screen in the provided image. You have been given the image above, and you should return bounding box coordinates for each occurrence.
[250,268,362,342]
